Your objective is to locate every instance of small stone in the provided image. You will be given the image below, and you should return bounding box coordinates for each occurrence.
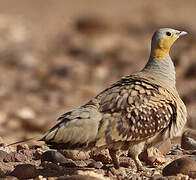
[90,150,111,164]
[154,138,171,155]
[16,144,29,151]
[0,150,9,162]
[75,16,108,35]
[191,150,196,155]
[139,147,168,167]
[177,173,190,180]
[185,63,196,78]
[189,155,196,161]
[35,175,47,180]
[181,129,196,150]
[0,137,5,147]
[41,150,67,164]
[151,174,166,180]
[57,175,102,180]
[16,107,36,120]
[77,170,108,180]
[4,150,31,162]
[188,171,196,178]
[42,162,60,170]
[162,156,196,176]
[59,150,90,160]
[74,160,88,167]
[109,167,127,178]
[15,107,46,131]
[119,161,130,168]
[6,119,21,131]
[33,149,42,160]
[119,156,133,168]
[0,112,7,124]
[9,152,27,162]
[10,164,37,179]
[2,176,19,180]
[170,149,183,155]
[61,159,77,168]
[20,149,33,161]
[4,153,15,162]
[88,161,103,169]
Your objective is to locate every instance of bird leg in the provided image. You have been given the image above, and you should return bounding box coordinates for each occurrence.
[134,155,145,171]
[109,149,120,169]
[128,142,146,171]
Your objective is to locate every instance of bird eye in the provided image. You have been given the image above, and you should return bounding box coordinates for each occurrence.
[166,32,171,36]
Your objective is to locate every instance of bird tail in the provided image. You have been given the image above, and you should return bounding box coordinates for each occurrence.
[6,136,44,147]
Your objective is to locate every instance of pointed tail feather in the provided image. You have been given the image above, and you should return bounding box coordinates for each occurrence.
[6,135,44,147]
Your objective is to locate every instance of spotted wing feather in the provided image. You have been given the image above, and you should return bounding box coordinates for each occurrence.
[95,77,177,146]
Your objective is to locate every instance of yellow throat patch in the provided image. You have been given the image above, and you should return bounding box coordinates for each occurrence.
[151,36,178,60]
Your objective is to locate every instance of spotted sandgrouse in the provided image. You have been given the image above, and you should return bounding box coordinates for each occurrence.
[11,28,188,171]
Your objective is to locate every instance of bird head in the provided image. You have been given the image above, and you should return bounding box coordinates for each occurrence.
[151,28,187,60]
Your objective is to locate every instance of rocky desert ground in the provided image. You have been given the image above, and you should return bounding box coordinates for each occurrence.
[0,0,195,179]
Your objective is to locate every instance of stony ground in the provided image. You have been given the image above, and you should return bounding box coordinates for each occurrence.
[0,1,195,179]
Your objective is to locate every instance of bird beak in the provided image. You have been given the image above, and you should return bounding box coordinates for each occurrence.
[179,31,188,36]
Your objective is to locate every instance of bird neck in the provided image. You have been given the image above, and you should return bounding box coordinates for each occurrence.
[142,54,176,90]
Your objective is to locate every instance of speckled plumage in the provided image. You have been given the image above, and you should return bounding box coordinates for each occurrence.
[40,28,188,170]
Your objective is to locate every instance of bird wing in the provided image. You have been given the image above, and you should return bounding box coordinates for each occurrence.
[40,75,177,149]
[94,76,177,147]
[40,104,103,149]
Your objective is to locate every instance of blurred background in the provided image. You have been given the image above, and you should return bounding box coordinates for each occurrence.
[0,0,195,143]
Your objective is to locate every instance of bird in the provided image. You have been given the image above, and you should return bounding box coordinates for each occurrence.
[9,28,188,171]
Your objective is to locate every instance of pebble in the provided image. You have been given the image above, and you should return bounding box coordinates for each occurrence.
[16,144,29,151]
[185,63,196,78]
[75,16,108,35]
[16,107,36,120]
[58,175,102,180]
[77,170,109,180]
[35,175,47,180]
[2,176,19,180]
[42,162,60,170]
[59,150,90,160]
[154,138,171,155]
[90,150,111,164]
[41,150,78,167]
[188,171,196,179]
[4,153,15,162]
[181,129,196,150]
[162,156,196,176]
[74,160,88,167]
[170,149,183,155]
[0,150,9,161]
[139,147,168,167]
[119,157,133,168]
[191,150,196,155]
[88,161,103,169]
[20,149,33,161]
[0,111,7,124]
[10,164,37,179]
[10,152,27,162]
[151,174,166,180]
[15,107,46,131]
[33,147,48,160]
[0,137,5,147]
[119,161,130,168]
[41,150,67,164]
[61,159,77,168]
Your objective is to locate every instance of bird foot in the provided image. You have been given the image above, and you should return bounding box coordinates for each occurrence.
[109,166,127,177]
[137,165,156,172]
